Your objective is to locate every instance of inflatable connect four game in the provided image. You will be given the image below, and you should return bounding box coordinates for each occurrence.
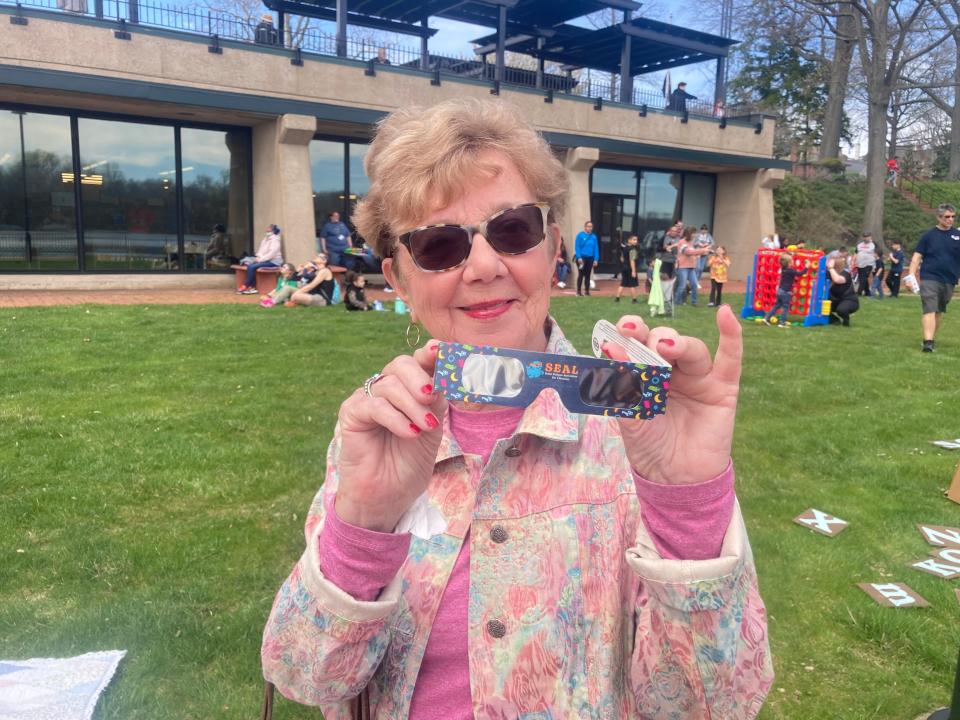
[741,248,830,327]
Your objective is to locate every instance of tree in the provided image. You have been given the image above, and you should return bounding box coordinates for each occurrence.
[729,39,830,159]
[815,0,955,248]
[820,4,857,159]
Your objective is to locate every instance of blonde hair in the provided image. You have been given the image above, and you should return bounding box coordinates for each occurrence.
[353,98,569,259]
[780,253,793,267]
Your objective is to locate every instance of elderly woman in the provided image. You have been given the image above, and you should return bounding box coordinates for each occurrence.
[262,99,772,719]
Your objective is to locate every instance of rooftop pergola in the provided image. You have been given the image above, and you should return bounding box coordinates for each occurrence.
[261,0,736,104]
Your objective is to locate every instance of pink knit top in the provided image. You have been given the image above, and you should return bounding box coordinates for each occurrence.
[319,405,734,719]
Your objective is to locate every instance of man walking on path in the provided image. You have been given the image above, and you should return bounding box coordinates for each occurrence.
[574,220,599,296]
[907,203,960,352]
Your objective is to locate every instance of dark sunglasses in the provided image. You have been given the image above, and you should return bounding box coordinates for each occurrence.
[396,202,551,272]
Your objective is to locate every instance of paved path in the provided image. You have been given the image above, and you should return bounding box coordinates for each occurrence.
[0,278,747,308]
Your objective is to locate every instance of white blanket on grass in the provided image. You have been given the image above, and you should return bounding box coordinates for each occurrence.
[0,650,125,720]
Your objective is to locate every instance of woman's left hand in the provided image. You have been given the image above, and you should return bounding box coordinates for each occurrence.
[602,305,742,485]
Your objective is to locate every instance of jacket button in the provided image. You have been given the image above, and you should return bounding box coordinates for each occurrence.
[504,445,521,458]
[486,619,506,638]
[490,525,508,544]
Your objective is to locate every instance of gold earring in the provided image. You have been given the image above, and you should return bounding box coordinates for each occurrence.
[405,322,422,349]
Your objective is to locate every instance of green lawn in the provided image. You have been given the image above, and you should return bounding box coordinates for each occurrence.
[2,294,959,719]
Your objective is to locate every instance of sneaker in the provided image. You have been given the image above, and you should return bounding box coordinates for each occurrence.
[922,340,935,353]
[614,297,620,302]
[283,300,296,307]
[707,302,715,307]
[632,298,638,303]
[236,285,250,294]
[590,279,596,289]
[556,281,566,288]
[241,287,259,295]
[260,298,275,307]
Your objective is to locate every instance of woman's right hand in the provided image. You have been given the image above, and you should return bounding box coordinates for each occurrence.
[334,343,448,532]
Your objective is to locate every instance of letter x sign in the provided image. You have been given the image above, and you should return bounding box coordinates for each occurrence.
[793,508,849,537]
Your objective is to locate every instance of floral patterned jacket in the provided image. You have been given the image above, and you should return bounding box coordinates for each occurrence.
[262,323,773,719]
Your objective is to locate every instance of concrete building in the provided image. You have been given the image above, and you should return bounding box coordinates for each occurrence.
[0,0,788,288]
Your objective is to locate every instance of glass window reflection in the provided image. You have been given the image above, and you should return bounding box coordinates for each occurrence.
[680,174,716,231]
[348,143,369,231]
[181,127,251,268]
[637,171,681,239]
[0,111,78,270]
[311,140,345,252]
[79,118,177,270]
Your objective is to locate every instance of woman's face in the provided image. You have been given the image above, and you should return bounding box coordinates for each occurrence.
[383,153,559,352]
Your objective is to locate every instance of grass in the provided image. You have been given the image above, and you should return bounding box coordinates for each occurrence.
[2,294,959,719]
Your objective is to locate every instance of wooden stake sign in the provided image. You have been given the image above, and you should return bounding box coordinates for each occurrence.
[793,509,849,537]
[917,524,960,549]
[857,583,930,608]
[910,548,960,579]
[948,462,960,505]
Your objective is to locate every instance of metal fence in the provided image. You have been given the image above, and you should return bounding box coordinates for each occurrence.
[3,0,737,120]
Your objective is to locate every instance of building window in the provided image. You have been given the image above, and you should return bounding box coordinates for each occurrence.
[0,105,252,273]
[0,110,78,270]
[181,127,251,267]
[310,140,345,252]
[78,118,179,270]
[680,174,716,232]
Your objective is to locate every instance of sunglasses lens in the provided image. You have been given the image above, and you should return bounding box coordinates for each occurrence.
[578,367,644,409]
[408,226,470,271]
[461,355,525,398]
[487,205,546,255]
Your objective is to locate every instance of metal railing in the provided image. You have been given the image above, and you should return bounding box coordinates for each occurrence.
[3,0,737,122]
[898,172,952,212]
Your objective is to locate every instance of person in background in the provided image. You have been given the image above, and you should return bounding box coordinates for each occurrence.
[373,47,391,65]
[907,203,960,352]
[713,99,726,118]
[854,231,876,297]
[615,234,640,303]
[826,252,859,326]
[260,263,299,307]
[763,253,808,326]
[255,13,279,45]
[673,225,710,307]
[886,240,905,297]
[694,224,715,287]
[204,223,231,268]
[659,221,683,279]
[574,219,598,296]
[343,271,371,311]
[290,252,336,307]
[886,156,900,186]
[555,241,571,288]
[238,224,283,295]
[870,251,885,300]
[319,211,352,267]
[707,245,731,306]
[261,97,772,719]
[667,81,697,112]
[760,233,780,249]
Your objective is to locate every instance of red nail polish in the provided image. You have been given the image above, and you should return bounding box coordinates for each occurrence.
[424,413,439,429]
[421,384,433,395]
[601,343,613,359]
[622,322,637,330]
[409,423,422,434]
[659,338,675,348]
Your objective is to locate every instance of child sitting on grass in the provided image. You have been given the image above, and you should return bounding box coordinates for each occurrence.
[344,270,371,311]
[259,263,298,307]
[764,253,809,327]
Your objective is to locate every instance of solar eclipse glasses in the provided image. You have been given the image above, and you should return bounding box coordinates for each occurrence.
[433,320,671,418]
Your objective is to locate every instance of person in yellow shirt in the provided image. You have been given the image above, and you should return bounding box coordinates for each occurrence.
[707,245,731,306]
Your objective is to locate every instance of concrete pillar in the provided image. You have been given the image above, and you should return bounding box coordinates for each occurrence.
[252,114,318,266]
[712,167,784,281]
[563,146,599,287]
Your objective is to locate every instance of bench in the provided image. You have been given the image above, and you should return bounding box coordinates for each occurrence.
[231,264,280,294]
